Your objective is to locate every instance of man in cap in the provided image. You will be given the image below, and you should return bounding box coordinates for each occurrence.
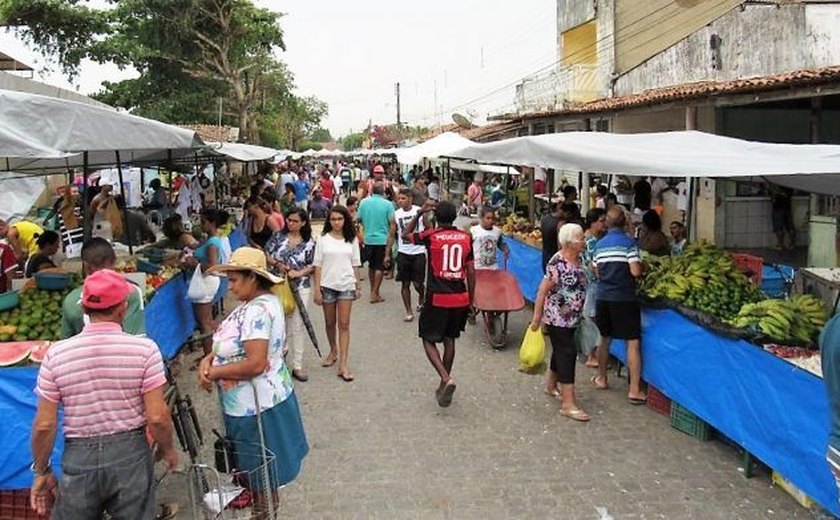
[62,238,145,338]
[30,269,178,519]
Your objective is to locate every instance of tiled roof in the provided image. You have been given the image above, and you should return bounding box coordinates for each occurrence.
[522,66,840,120]
[418,121,520,143]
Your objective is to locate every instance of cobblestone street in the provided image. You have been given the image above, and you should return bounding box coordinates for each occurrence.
[162,278,811,519]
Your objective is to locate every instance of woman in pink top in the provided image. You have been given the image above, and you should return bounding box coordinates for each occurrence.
[467,178,483,215]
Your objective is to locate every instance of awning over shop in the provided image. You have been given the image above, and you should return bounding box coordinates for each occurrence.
[447,130,840,194]
[0,89,204,172]
[448,160,519,175]
[396,132,475,165]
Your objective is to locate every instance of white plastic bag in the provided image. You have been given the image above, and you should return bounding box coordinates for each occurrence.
[188,265,220,303]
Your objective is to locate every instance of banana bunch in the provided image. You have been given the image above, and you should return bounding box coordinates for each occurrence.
[640,240,761,320]
[729,295,827,345]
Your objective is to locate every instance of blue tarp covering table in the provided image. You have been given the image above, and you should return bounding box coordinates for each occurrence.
[0,274,199,490]
[502,241,837,515]
[610,310,837,516]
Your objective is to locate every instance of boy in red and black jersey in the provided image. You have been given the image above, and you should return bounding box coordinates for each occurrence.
[403,200,475,407]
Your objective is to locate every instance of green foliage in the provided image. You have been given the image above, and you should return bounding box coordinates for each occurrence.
[340,132,366,151]
[1,0,327,145]
[309,127,332,143]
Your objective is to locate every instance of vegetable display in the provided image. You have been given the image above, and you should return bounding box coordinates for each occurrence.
[729,295,827,346]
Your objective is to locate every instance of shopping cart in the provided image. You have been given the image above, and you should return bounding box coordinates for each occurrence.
[187,383,278,519]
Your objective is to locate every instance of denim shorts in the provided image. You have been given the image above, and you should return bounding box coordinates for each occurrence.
[321,286,356,304]
[54,427,155,519]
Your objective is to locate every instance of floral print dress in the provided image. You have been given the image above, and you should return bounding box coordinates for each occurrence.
[265,232,316,289]
[542,253,588,329]
[212,294,293,416]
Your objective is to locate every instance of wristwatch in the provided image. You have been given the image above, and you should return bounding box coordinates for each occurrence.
[30,461,51,476]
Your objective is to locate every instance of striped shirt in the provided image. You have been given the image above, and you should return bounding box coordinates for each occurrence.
[36,322,166,438]
[594,228,641,302]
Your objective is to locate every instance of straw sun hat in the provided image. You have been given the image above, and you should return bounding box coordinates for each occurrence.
[207,247,282,284]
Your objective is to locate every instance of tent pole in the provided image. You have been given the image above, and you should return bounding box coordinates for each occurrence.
[115,151,133,255]
[82,151,92,242]
[686,178,696,242]
[167,150,174,207]
[581,171,591,214]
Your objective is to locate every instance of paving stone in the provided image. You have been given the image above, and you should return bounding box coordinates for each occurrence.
[158,278,812,518]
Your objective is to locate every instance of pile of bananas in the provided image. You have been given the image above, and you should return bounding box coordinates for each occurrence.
[639,241,762,321]
[729,294,828,345]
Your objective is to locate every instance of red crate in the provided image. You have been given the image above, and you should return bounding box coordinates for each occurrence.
[0,489,51,519]
[646,385,671,416]
[732,253,763,285]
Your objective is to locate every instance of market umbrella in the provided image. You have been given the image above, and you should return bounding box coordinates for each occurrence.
[289,279,321,358]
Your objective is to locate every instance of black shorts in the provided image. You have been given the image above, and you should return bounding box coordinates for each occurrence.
[396,252,426,284]
[366,245,387,271]
[419,305,470,343]
[595,300,641,340]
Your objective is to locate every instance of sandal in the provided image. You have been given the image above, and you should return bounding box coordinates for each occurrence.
[544,388,560,398]
[628,396,647,406]
[590,375,609,390]
[338,372,355,382]
[560,408,591,422]
[321,356,337,368]
[403,314,414,322]
[438,381,457,407]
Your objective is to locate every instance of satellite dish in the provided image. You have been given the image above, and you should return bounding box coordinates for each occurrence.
[452,113,475,129]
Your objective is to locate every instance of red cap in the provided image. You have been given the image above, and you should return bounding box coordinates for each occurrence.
[373,165,385,174]
[82,269,132,309]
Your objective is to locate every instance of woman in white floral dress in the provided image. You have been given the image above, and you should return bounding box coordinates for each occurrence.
[200,247,309,505]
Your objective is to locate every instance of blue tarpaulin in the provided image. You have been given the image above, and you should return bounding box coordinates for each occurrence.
[228,227,247,251]
[145,273,197,360]
[504,238,542,302]
[610,309,838,517]
[0,368,64,489]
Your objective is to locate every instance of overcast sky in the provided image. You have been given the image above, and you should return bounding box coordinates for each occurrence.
[0,0,557,138]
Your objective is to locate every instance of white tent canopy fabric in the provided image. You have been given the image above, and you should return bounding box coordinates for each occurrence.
[396,132,475,165]
[446,131,840,194]
[0,89,204,172]
[205,141,277,162]
[448,159,519,176]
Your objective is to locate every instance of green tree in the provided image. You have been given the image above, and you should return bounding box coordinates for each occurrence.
[1,0,327,145]
[340,132,366,151]
[309,127,332,143]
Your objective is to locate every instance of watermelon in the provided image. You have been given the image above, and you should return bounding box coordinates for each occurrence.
[28,341,51,364]
[0,341,34,367]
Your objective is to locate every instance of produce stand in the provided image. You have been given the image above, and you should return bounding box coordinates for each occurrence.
[500,237,838,516]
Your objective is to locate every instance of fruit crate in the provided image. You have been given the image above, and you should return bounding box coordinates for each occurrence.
[0,489,51,519]
[646,385,671,416]
[732,253,763,285]
[670,402,711,441]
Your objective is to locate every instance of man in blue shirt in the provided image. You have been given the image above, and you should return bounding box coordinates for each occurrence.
[821,313,840,494]
[592,207,646,405]
[358,182,395,303]
[293,170,311,211]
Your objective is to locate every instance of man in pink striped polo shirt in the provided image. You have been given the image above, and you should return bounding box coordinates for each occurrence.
[29,270,178,519]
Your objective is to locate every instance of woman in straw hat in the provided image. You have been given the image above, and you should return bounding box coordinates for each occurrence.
[199,247,309,509]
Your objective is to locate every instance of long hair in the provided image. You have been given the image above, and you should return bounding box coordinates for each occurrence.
[323,205,356,243]
[286,208,312,242]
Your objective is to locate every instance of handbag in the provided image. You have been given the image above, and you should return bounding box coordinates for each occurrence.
[188,264,221,302]
[272,279,297,314]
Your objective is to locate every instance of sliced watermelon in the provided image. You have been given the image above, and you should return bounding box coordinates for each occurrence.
[0,341,34,367]
[28,341,51,364]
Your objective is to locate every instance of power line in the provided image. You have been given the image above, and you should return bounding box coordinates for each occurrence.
[408,0,733,124]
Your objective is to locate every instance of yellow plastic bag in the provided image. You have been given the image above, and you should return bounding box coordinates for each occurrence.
[272,280,296,315]
[518,326,546,374]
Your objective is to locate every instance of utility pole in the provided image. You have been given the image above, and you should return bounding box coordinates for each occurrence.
[395,82,401,144]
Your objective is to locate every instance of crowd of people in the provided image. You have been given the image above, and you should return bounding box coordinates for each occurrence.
[18,156,702,518]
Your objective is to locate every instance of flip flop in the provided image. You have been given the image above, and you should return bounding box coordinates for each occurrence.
[403,314,414,322]
[560,408,591,422]
[544,388,560,398]
[370,297,385,304]
[321,356,337,368]
[438,381,457,407]
[628,397,647,406]
[590,375,609,390]
[338,372,355,382]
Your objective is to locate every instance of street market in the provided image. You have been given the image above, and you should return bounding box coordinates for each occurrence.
[1,1,840,519]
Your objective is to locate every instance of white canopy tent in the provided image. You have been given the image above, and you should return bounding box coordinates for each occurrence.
[396,132,475,165]
[446,131,840,195]
[449,159,520,176]
[0,89,204,173]
[204,141,278,163]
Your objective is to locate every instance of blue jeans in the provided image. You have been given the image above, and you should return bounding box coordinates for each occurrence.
[53,428,155,520]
